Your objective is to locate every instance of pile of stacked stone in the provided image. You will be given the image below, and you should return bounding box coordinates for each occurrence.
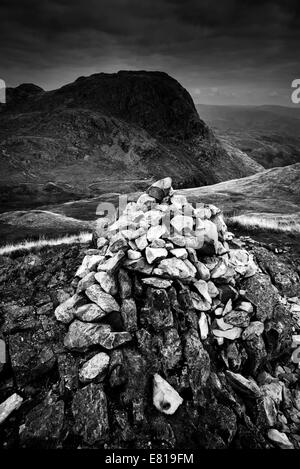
[46,177,299,449]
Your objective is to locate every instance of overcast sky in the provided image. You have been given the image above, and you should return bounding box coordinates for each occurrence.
[0,0,299,105]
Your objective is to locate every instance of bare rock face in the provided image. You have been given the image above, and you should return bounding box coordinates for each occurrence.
[1,177,299,450]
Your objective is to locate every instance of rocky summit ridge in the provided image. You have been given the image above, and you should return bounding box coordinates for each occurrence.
[1,177,300,449]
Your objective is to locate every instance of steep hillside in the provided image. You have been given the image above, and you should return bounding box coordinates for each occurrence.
[197,104,300,169]
[0,71,262,212]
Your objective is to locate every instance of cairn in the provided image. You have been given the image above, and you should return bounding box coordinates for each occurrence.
[51,177,298,449]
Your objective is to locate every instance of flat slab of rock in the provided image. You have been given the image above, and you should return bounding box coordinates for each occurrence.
[145,247,168,264]
[54,294,83,324]
[141,277,173,289]
[0,393,23,424]
[75,254,104,278]
[19,397,64,447]
[267,429,294,449]
[94,271,118,296]
[97,251,125,274]
[79,352,110,383]
[74,303,108,322]
[153,257,196,280]
[72,384,109,445]
[86,284,120,313]
[64,320,132,351]
[213,327,243,340]
[225,371,261,398]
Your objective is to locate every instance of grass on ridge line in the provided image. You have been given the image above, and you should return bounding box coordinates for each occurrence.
[227,214,300,234]
[0,231,92,256]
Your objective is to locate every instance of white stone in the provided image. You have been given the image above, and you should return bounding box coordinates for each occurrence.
[214,307,223,317]
[54,294,82,324]
[144,210,163,226]
[136,193,156,208]
[216,318,233,331]
[0,393,23,424]
[199,313,209,340]
[212,327,242,340]
[291,346,300,363]
[170,215,194,233]
[222,299,232,316]
[135,234,148,251]
[95,271,118,296]
[170,248,188,259]
[154,257,196,279]
[75,254,105,278]
[141,277,173,289]
[79,352,110,383]
[207,281,219,298]
[211,259,228,279]
[292,335,300,346]
[291,304,300,313]
[237,301,253,313]
[191,292,211,311]
[127,250,142,260]
[147,225,167,242]
[225,371,261,397]
[170,194,189,209]
[193,280,212,303]
[153,374,183,415]
[85,284,120,312]
[267,429,294,449]
[145,247,168,265]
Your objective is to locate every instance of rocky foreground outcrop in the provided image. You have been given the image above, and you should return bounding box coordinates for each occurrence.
[0,178,300,449]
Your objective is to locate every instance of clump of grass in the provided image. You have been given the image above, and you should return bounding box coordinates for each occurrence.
[0,231,92,256]
[227,214,300,234]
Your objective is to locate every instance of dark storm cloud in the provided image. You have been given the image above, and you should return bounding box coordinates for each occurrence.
[0,0,299,104]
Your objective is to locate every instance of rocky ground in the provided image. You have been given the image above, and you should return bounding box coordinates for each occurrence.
[0,178,300,450]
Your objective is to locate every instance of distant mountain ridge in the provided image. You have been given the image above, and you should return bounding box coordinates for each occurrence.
[0,71,262,212]
[197,104,300,169]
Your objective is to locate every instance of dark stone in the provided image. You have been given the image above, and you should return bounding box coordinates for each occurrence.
[244,335,267,375]
[252,246,300,296]
[223,310,251,328]
[20,395,64,448]
[121,298,138,332]
[142,288,173,331]
[57,353,79,393]
[183,330,210,404]
[157,328,182,372]
[218,284,238,304]
[1,303,37,334]
[241,273,279,322]
[118,269,132,299]
[9,328,56,386]
[264,303,293,359]
[72,383,109,445]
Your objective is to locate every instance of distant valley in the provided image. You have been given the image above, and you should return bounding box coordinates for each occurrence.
[197,104,300,169]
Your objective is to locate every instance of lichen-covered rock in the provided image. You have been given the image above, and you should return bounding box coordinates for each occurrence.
[142,288,174,331]
[79,352,110,383]
[19,395,64,448]
[241,273,279,322]
[85,284,120,312]
[72,384,109,445]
